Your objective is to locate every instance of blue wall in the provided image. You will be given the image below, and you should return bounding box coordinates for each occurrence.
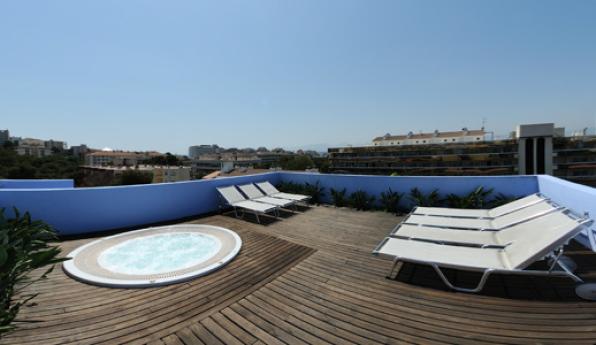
[2,172,595,246]
[0,179,74,189]
[278,172,539,206]
[537,175,596,249]
[0,173,280,235]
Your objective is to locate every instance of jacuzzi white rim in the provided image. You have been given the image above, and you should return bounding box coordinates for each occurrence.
[62,224,242,288]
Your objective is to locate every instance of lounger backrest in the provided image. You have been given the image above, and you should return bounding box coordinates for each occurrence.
[257,181,278,196]
[488,194,546,218]
[502,211,590,269]
[491,201,557,229]
[217,186,246,204]
[496,210,567,245]
[238,184,265,199]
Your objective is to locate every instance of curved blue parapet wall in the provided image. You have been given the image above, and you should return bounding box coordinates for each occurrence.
[0,179,74,189]
[0,173,280,236]
[537,175,596,249]
[0,172,594,248]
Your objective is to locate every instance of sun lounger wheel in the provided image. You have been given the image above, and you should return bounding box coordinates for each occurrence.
[576,283,596,300]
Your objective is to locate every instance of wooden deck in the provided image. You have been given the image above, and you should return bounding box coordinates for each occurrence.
[4,206,596,344]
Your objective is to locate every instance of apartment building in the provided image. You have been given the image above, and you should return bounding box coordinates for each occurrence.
[2,130,67,157]
[86,150,161,167]
[373,128,488,146]
[152,166,192,183]
[329,123,596,186]
[15,138,53,157]
[70,144,89,157]
[188,145,220,159]
[0,130,8,146]
[553,135,596,185]
[79,165,191,185]
[191,150,295,178]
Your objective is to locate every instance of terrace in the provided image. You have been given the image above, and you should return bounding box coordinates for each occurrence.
[1,173,596,344]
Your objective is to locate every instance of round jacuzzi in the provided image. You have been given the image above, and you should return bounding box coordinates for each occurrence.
[63,224,242,287]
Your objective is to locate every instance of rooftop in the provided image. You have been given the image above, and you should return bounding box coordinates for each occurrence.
[87,151,162,157]
[202,168,273,179]
[373,128,487,142]
[5,206,596,344]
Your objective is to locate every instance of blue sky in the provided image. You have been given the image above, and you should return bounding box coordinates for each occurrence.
[1,0,595,154]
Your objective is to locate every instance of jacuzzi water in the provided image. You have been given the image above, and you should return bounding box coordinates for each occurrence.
[98,232,222,275]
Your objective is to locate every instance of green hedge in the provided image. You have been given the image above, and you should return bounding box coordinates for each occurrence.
[277,181,517,215]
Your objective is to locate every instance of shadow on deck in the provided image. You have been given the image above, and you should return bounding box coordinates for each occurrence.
[4,206,596,345]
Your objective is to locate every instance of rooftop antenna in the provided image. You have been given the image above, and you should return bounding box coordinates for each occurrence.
[481,117,486,130]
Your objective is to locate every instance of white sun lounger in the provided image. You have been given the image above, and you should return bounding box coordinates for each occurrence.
[238,183,297,209]
[373,212,592,293]
[216,186,279,224]
[391,210,577,247]
[403,200,561,231]
[256,181,311,202]
[412,193,547,219]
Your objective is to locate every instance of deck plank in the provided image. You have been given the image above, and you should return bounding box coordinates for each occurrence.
[4,206,596,344]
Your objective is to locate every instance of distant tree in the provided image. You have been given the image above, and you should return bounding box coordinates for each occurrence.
[313,157,330,173]
[7,164,36,179]
[256,146,269,152]
[144,153,179,166]
[0,147,81,180]
[280,155,314,171]
[253,162,273,169]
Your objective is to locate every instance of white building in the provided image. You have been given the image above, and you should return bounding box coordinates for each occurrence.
[372,128,488,146]
[6,132,66,157]
[85,150,162,167]
[15,138,52,157]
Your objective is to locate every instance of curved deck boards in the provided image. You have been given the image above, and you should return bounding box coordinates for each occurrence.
[3,206,596,344]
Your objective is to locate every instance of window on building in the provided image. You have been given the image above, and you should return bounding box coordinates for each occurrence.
[423,140,426,143]
[452,139,456,141]
[476,137,480,140]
